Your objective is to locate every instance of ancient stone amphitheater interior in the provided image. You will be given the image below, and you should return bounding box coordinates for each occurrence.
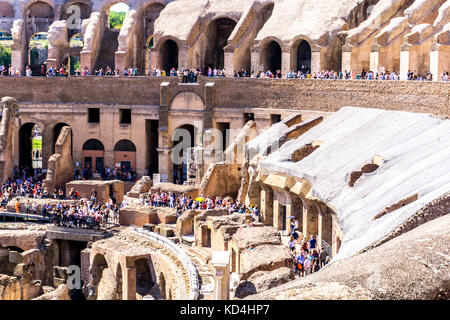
[0,0,448,301]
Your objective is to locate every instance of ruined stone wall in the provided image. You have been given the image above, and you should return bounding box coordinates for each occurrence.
[0,97,17,183]
[0,78,447,116]
[44,126,73,191]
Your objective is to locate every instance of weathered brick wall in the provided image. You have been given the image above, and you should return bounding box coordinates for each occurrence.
[0,77,447,116]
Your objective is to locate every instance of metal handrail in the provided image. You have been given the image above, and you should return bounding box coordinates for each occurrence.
[131,227,200,300]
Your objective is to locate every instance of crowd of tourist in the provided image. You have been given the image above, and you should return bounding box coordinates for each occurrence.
[138,191,260,219]
[74,166,138,182]
[287,217,330,277]
[3,62,449,81]
[49,196,119,230]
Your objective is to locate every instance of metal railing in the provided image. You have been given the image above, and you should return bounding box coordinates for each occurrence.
[131,227,200,300]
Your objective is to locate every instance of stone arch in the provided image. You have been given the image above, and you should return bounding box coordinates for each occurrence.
[289,36,316,73]
[19,122,43,171]
[204,17,237,69]
[170,123,199,184]
[158,272,166,299]
[114,139,136,173]
[0,1,14,18]
[169,91,205,111]
[158,38,179,74]
[90,253,109,300]
[135,258,155,298]
[61,0,92,37]
[258,37,285,73]
[82,138,104,173]
[52,122,72,155]
[4,245,24,253]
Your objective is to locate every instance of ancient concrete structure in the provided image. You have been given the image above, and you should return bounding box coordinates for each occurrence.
[3,0,449,77]
[0,0,449,301]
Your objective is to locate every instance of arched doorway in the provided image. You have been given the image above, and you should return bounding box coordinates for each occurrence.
[19,123,42,174]
[135,258,155,299]
[25,1,54,75]
[82,139,104,176]
[159,39,178,74]
[0,31,11,68]
[69,33,83,75]
[142,2,165,75]
[91,254,108,300]
[296,40,311,74]
[204,18,237,70]
[107,2,129,29]
[263,41,282,74]
[114,139,136,176]
[28,32,48,76]
[171,124,197,185]
[61,1,92,38]
[53,123,72,155]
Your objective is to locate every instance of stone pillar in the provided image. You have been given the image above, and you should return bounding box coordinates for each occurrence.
[285,204,292,234]
[178,46,189,69]
[430,42,450,81]
[115,51,126,75]
[41,125,53,170]
[211,251,230,300]
[158,82,171,182]
[149,47,158,74]
[316,203,323,252]
[303,202,319,240]
[400,42,411,81]
[370,43,380,73]
[281,50,291,76]
[341,43,353,73]
[251,48,260,73]
[80,50,93,71]
[260,187,273,225]
[272,199,280,230]
[122,266,136,300]
[224,46,235,77]
[311,46,321,74]
[11,45,25,76]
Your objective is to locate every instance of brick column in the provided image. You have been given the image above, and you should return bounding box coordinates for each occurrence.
[224,46,235,77]
[281,50,291,76]
[311,46,321,74]
[272,199,280,230]
[370,43,380,74]
[341,43,353,73]
[260,186,273,225]
[122,266,136,300]
[115,51,126,75]
[400,42,411,81]
[251,47,260,73]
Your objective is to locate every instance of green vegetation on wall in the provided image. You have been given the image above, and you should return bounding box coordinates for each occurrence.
[0,44,11,66]
[109,11,126,29]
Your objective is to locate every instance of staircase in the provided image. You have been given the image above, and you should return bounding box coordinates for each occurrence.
[182,244,215,300]
[94,28,119,71]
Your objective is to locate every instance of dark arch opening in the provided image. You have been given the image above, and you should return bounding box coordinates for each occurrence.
[172,124,197,185]
[204,18,237,69]
[19,123,43,172]
[160,40,178,74]
[297,40,311,74]
[114,139,136,152]
[135,258,155,299]
[82,139,104,151]
[5,246,24,253]
[264,41,281,73]
[53,123,72,155]
[116,263,123,300]
[91,254,108,300]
